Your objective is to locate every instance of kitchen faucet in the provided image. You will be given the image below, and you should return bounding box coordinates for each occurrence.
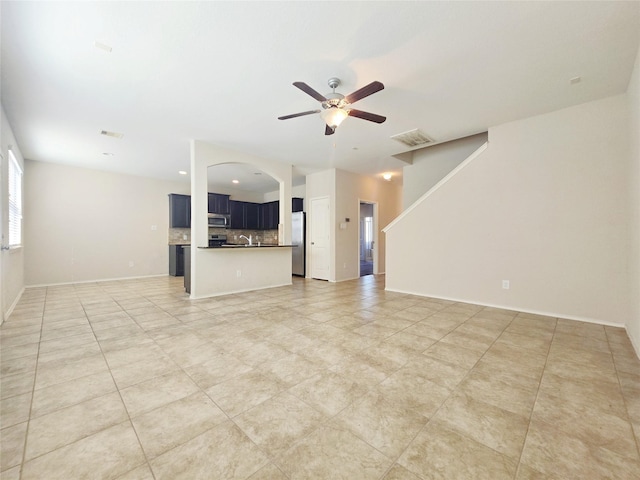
[239,234,252,246]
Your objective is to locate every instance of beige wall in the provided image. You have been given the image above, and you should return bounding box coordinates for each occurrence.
[1,106,26,321]
[306,168,402,282]
[386,95,629,327]
[627,46,640,353]
[24,160,189,285]
[403,133,488,208]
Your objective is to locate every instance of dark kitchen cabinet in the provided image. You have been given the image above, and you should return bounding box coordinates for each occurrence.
[230,200,260,229]
[260,201,279,230]
[168,194,190,228]
[292,197,304,212]
[208,193,230,214]
[169,245,186,276]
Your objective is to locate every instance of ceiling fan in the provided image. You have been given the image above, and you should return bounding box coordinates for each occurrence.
[278,77,386,135]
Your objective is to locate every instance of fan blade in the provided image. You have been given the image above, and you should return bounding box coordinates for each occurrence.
[278,110,321,120]
[325,125,335,136]
[293,82,327,102]
[344,81,384,104]
[348,109,386,124]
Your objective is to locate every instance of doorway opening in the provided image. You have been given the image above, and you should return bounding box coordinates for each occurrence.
[359,201,375,276]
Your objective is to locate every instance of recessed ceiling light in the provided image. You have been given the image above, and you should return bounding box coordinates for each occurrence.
[353,147,359,150]
[254,172,262,176]
[232,179,239,184]
[383,173,392,181]
[178,170,187,175]
[94,41,112,53]
[102,152,114,156]
[570,76,582,85]
[100,130,124,138]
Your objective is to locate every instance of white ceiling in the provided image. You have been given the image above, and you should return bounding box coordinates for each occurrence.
[2,1,639,194]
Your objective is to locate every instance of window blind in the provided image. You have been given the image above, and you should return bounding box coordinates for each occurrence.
[8,148,23,246]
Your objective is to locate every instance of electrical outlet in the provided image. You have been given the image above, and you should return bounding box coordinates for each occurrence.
[236,269,241,278]
[502,280,510,290]
[151,225,157,231]
[129,261,134,268]
[183,234,188,240]
[343,262,347,269]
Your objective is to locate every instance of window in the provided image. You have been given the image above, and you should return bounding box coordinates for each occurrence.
[8,148,23,247]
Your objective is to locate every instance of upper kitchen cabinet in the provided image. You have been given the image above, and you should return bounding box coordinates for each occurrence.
[230,200,260,230]
[292,197,304,212]
[169,194,190,228]
[260,201,279,230]
[208,193,230,214]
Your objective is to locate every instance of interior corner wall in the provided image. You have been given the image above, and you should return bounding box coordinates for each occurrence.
[402,132,488,208]
[626,44,640,354]
[334,169,402,282]
[24,160,189,286]
[1,105,25,321]
[386,94,629,326]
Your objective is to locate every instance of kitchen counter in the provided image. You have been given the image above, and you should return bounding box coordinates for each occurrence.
[190,244,292,298]
[198,244,295,249]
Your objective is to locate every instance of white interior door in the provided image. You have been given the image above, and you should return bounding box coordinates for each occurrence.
[310,196,330,280]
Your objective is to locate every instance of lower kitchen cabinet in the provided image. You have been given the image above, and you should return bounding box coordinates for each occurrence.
[169,245,186,276]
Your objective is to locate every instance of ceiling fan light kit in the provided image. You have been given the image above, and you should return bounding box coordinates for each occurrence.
[278,77,386,135]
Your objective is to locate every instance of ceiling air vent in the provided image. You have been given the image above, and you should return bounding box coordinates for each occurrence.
[100,130,124,139]
[390,129,433,148]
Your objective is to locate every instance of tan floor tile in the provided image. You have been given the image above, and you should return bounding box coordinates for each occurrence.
[37,338,102,362]
[440,329,495,353]
[398,421,518,480]
[1,343,39,362]
[0,354,37,379]
[184,353,253,389]
[531,390,638,460]
[521,419,640,479]
[494,330,552,355]
[288,371,367,417]
[206,370,286,417]
[259,352,323,387]
[402,355,469,390]
[247,462,288,480]
[31,370,117,418]
[1,421,27,471]
[381,464,423,480]
[150,420,269,479]
[376,367,452,419]
[35,353,109,390]
[235,391,325,456]
[0,465,20,479]
[275,423,391,479]
[555,319,607,340]
[457,368,538,417]
[132,391,226,458]
[422,341,484,370]
[120,370,200,417]
[25,391,128,460]
[335,391,428,458]
[0,391,32,428]
[515,463,551,479]
[432,392,530,458]
[0,332,40,348]
[114,464,155,479]
[21,422,146,480]
[538,371,627,418]
[0,371,35,399]
[110,355,180,389]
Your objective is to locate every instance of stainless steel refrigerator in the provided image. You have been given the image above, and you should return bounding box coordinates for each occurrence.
[291,211,305,276]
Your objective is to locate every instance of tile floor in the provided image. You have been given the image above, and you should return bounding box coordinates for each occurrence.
[1,275,639,479]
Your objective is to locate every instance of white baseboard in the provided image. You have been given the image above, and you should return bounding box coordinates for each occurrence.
[25,273,169,289]
[2,287,25,325]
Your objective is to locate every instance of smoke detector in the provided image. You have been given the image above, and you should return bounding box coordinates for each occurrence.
[390,129,433,148]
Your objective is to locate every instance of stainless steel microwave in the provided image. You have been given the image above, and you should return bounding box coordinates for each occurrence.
[207,213,230,228]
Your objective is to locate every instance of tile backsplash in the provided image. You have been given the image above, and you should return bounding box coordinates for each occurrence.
[168,228,278,245]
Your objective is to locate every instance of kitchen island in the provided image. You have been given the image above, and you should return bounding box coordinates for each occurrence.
[189,244,294,299]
